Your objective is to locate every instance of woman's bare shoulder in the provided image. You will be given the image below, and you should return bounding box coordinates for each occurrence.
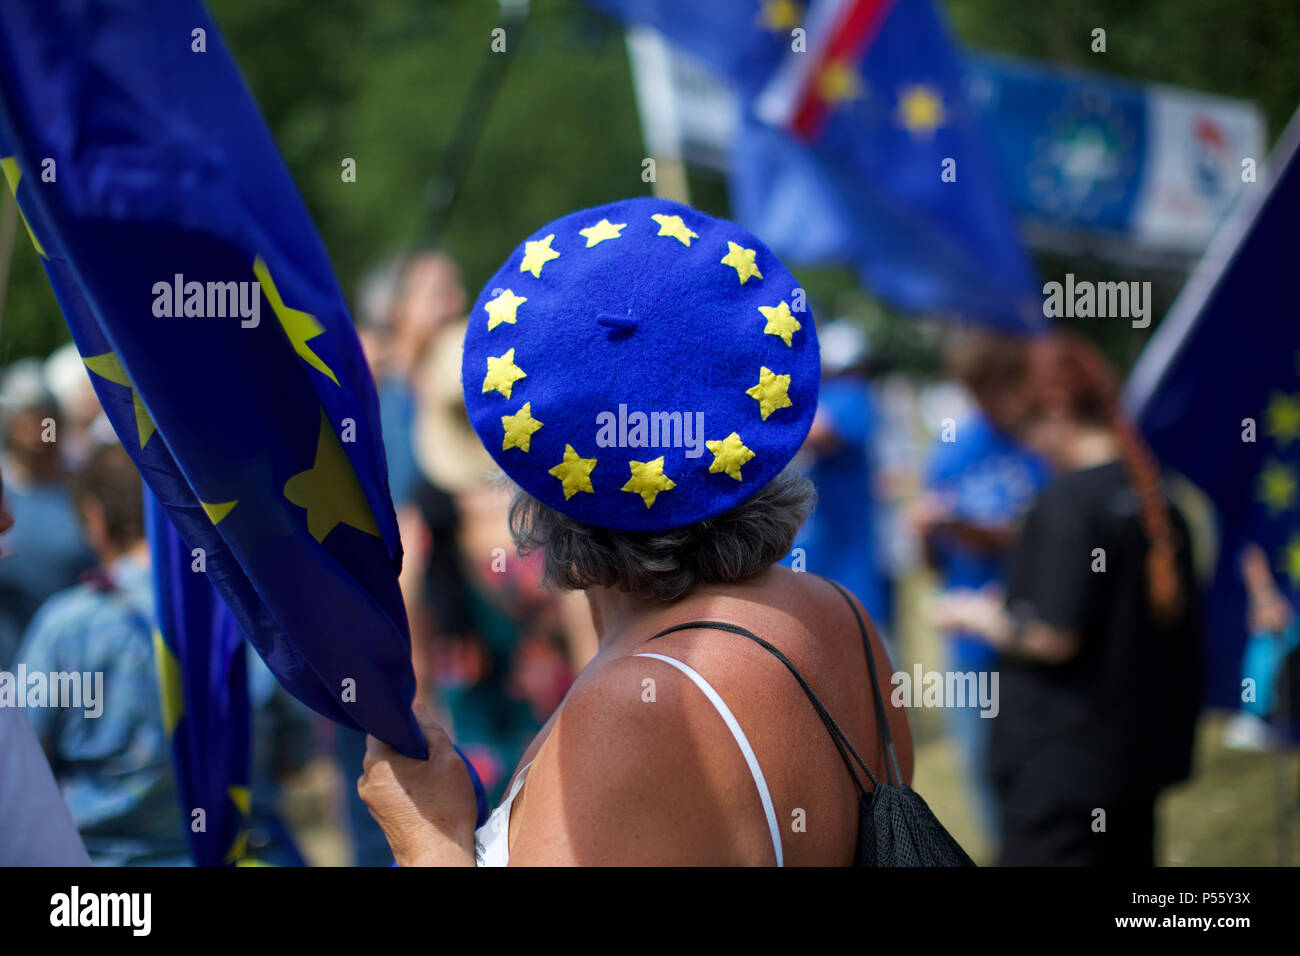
[506,651,775,864]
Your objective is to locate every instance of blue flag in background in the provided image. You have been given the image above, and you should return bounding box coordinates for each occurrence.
[739,0,1041,331]
[144,488,251,866]
[585,0,790,98]
[0,0,428,775]
[1126,110,1300,714]
[587,0,1042,332]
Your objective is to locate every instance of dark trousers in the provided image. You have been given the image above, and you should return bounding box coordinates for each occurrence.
[997,797,1157,866]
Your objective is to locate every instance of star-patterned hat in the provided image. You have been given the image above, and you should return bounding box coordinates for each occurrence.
[461,197,820,532]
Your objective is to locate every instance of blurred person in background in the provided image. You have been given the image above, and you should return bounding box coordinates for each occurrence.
[935,331,1201,866]
[783,319,889,631]
[43,342,105,470]
[0,359,95,667]
[0,460,91,866]
[1226,543,1300,748]
[243,646,316,866]
[16,441,187,865]
[339,250,476,864]
[406,318,592,805]
[913,330,1049,845]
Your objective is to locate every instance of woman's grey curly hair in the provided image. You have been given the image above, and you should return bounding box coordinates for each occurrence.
[507,466,816,602]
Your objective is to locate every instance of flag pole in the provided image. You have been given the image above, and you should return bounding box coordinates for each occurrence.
[624,27,691,205]
[420,0,531,248]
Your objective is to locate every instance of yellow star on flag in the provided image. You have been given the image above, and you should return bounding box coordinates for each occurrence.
[501,402,543,452]
[283,411,381,543]
[485,288,527,331]
[520,234,560,278]
[1,156,46,257]
[757,0,803,31]
[1258,459,1298,515]
[1285,532,1300,590]
[152,630,184,736]
[818,60,863,105]
[897,85,946,139]
[253,256,339,386]
[201,500,238,525]
[757,300,801,346]
[622,457,676,508]
[746,366,793,420]
[548,444,598,499]
[721,241,763,284]
[82,352,156,449]
[1265,391,1300,447]
[482,347,527,399]
[651,213,699,246]
[706,432,756,481]
[579,219,626,247]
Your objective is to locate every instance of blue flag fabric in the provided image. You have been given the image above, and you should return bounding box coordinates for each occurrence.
[587,0,1042,332]
[144,487,251,866]
[584,0,789,99]
[0,0,427,765]
[1126,111,1300,714]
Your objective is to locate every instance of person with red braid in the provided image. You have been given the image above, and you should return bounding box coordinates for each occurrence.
[934,331,1202,866]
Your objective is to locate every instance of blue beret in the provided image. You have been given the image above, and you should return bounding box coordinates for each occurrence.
[461,197,820,532]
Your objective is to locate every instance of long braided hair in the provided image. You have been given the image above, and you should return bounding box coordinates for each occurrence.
[1026,332,1185,626]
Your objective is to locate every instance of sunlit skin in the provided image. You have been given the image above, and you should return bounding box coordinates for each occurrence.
[1241,542,1291,634]
[359,565,913,866]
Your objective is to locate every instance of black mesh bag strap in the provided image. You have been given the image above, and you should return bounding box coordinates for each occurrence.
[646,620,879,797]
[818,576,905,787]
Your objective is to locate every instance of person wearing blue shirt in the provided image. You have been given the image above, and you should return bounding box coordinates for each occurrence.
[916,333,1049,844]
[17,442,187,865]
[0,362,95,667]
[783,321,888,628]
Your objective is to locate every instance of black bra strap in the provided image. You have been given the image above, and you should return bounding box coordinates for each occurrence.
[817,577,904,787]
[646,620,879,797]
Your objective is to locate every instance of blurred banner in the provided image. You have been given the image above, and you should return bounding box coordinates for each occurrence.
[608,0,1043,333]
[620,11,1263,270]
[1125,108,1298,712]
[145,488,252,866]
[0,1,427,758]
[967,55,1266,257]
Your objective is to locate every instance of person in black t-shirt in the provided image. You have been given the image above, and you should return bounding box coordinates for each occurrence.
[934,332,1201,866]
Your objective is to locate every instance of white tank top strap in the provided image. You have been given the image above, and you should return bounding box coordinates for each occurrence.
[634,651,784,867]
[474,760,534,867]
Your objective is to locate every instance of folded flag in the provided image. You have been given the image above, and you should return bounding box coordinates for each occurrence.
[0,1,426,763]
[1126,109,1300,715]
[144,487,252,866]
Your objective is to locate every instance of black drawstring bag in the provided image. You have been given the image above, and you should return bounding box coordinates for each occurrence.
[648,577,975,867]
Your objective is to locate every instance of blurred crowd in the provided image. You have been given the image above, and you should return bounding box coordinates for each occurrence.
[1,245,1295,866]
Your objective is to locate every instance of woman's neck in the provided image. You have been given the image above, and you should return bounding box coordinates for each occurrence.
[585,585,658,648]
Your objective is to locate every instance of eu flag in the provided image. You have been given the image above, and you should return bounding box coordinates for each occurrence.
[738,0,1042,331]
[1126,110,1300,715]
[587,0,1041,332]
[0,0,428,779]
[144,488,252,866]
